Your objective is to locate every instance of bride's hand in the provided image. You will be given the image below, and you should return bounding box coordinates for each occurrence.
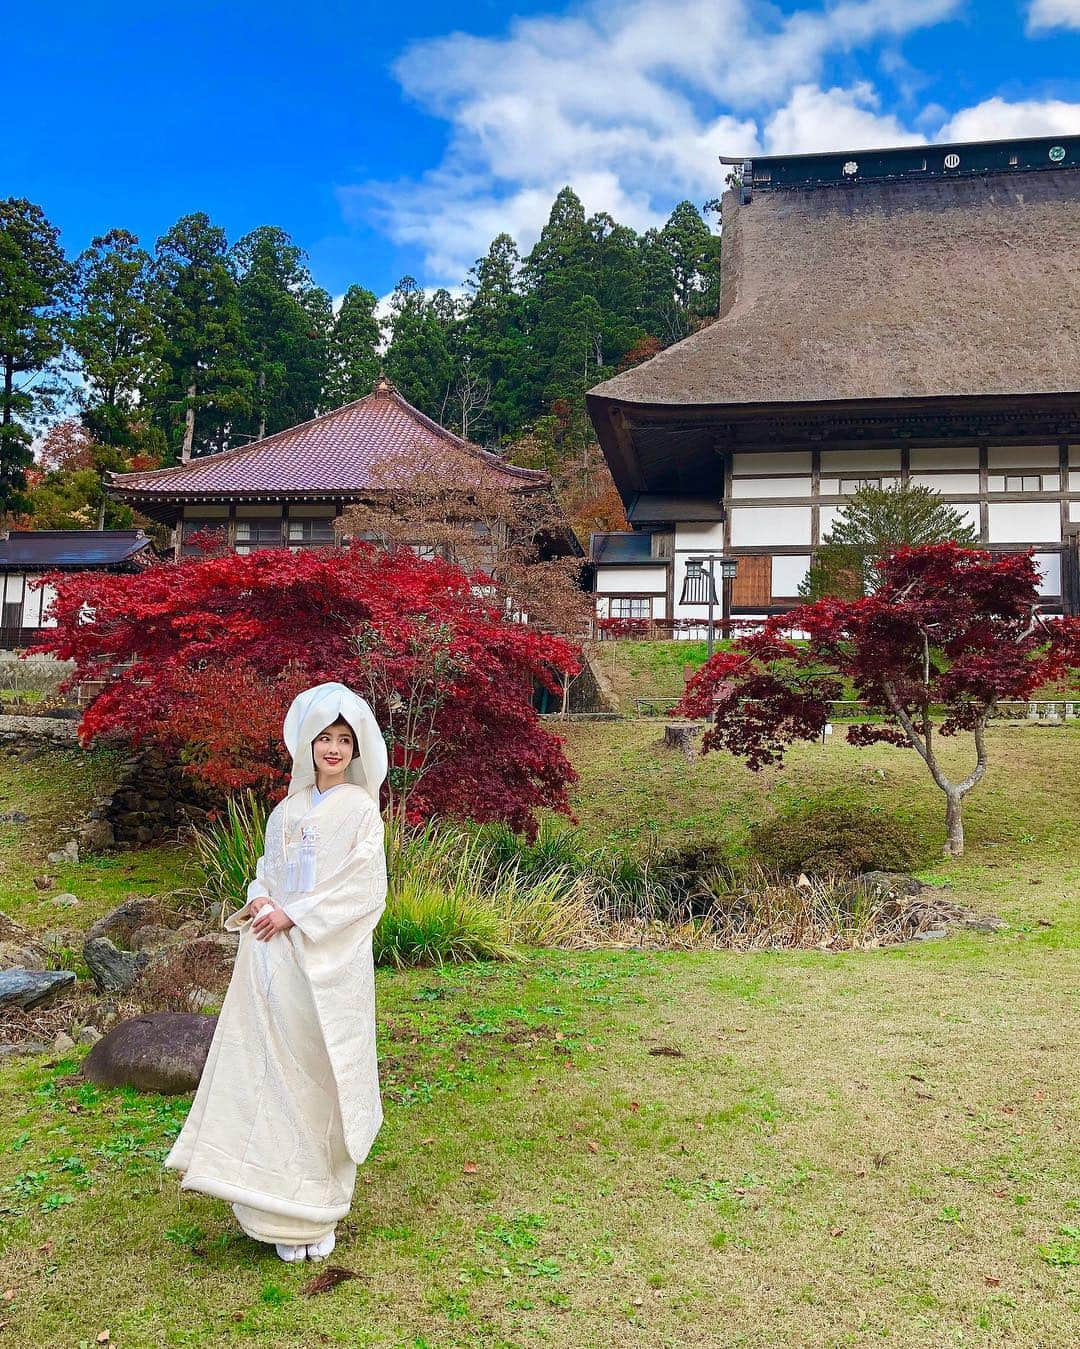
[252,903,295,942]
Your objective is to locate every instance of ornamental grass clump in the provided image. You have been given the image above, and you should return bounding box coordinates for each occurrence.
[194,791,268,914]
[384,821,592,964]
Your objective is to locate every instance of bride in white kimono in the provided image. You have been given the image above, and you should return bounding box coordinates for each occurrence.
[165,682,389,1263]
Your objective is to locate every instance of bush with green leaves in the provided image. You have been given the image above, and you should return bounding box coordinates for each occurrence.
[748,801,926,878]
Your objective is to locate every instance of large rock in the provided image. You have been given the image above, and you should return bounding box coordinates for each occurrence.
[83,937,150,992]
[856,871,924,899]
[86,897,158,946]
[129,923,184,953]
[82,1012,218,1094]
[0,913,50,971]
[0,967,76,1010]
[77,818,115,853]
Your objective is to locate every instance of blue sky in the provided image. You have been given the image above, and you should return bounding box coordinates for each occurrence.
[5,0,1079,297]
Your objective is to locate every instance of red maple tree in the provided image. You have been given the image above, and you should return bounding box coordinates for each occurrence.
[31,543,581,837]
[676,545,1080,856]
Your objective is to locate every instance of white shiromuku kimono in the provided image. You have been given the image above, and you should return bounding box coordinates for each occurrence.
[164,684,389,1247]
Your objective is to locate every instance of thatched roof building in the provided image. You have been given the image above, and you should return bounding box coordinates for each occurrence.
[587,134,1080,628]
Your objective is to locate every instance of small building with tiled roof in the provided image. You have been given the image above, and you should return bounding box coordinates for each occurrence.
[0,529,155,650]
[107,376,570,559]
[587,133,1080,631]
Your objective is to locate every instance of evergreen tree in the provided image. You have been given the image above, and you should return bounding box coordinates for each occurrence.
[0,198,72,515]
[585,213,644,373]
[151,213,251,461]
[382,277,453,422]
[462,233,527,441]
[324,285,380,407]
[70,228,163,460]
[640,201,721,344]
[523,187,592,409]
[802,483,981,600]
[231,225,330,439]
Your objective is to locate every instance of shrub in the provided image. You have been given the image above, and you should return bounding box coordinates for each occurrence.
[748,802,926,878]
[194,791,268,913]
[131,939,234,1014]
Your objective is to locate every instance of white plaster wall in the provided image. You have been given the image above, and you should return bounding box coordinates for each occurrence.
[730,477,812,499]
[36,582,57,628]
[909,472,981,493]
[909,446,979,470]
[3,573,51,626]
[818,506,840,539]
[1071,502,1080,523]
[1033,553,1062,596]
[674,521,727,550]
[988,445,1059,470]
[595,567,668,594]
[820,449,901,472]
[772,555,811,597]
[732,451,811,475]
[952,504,981,533]
[1069,471,1080,492]
[729,507,811,547]
[987,503,1061,543]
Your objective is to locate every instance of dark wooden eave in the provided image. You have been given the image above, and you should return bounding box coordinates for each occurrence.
[587,390,1080,501]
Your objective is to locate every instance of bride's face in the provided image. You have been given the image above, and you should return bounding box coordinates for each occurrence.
[312,725,355,779]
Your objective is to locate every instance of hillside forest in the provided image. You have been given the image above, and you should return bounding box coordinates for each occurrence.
[0,190,722,542]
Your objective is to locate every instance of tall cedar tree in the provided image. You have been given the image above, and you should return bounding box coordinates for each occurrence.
[69,229,163,459]
[231,226,331,439]
[383,277,454,422]
[463,234,527,442]
[324,285,381,408]
[677,545,1080,857]
[152,213,251,461]
[31,543,580,838]
[802,483,981,600]
[0,199,72,515]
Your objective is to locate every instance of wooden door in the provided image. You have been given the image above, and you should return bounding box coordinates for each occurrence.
[730,555,772,608]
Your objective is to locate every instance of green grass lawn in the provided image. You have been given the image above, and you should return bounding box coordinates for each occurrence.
[1,727,1079,1346]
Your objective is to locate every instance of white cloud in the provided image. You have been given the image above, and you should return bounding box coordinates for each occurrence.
[1027,0,1080,32]
[350,0,960,281]
[937,95,1080,141]
[763,83,926,153]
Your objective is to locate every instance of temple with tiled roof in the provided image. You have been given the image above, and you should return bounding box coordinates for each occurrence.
[107,375,566,558]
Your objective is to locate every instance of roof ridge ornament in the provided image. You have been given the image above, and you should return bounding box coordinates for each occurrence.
[372,371,396,399]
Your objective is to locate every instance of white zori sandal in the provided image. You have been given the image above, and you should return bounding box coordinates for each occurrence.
[306,1230,336,1261]
[275,1243,307,1262]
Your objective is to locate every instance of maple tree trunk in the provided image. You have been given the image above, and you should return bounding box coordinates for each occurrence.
[943,789,965,858]
[181,383,196,463]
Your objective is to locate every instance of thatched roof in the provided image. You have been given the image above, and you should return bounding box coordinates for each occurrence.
[591,166,1080,411]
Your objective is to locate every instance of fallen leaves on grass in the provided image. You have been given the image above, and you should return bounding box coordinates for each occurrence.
[463,1161,479,1174]
[301,1266,358,1297]
[647,1045,684,1058]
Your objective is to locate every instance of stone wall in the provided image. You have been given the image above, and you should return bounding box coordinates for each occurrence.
[91,747,219,847]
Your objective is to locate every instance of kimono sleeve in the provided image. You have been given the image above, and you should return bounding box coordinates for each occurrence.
[222,855,272,932]
[278,797,387,945]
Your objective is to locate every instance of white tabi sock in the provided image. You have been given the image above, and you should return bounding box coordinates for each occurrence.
[306,1230,336,1261]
